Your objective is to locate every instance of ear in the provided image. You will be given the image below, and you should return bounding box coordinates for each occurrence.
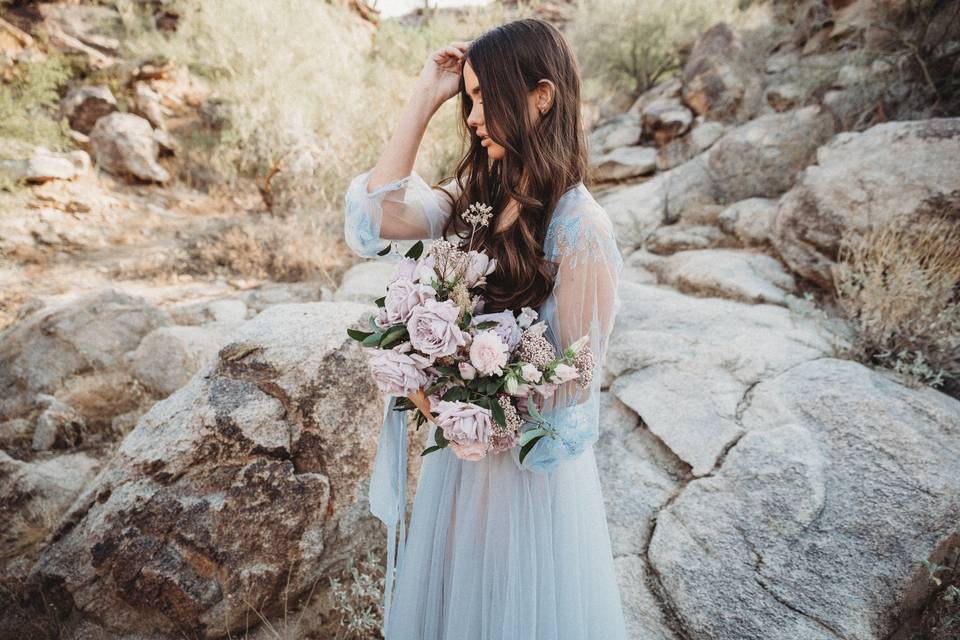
[536,78,556,114]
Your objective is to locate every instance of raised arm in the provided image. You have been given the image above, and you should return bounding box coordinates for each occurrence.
[517,205,623,475]
[343,41,469,258]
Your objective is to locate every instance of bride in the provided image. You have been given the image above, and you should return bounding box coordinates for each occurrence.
[343,17,628,640]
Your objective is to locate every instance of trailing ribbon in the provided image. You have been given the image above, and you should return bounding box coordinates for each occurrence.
[368,395,408,636]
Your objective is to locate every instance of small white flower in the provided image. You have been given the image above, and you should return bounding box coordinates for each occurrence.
[554,363,580,383]
[517,306,538,329]
[504,374,519,395]
[459,361,477,380]
[520,362,542,383]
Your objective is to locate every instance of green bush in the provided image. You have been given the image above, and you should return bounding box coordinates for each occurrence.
[0,55,75,158]
[569,0,743,101]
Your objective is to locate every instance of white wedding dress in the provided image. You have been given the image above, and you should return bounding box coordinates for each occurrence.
[344,167,628,640]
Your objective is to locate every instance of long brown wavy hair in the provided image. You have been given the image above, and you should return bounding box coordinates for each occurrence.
[433,18,589,314]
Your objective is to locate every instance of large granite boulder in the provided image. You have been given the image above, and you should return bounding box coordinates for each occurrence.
[23,302,421,638]
[706,106,836,202]
[90,112,170,183]
[772,118,960,287]
[648,358,960,639]
[681,23,762,124]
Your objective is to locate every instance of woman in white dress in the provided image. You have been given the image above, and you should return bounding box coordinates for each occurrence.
[343,18,628,640]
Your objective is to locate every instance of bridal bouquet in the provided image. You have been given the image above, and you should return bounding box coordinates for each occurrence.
[346,202,595,465]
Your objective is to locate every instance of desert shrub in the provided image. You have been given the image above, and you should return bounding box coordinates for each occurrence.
[327,550,385,640]
[0,55,75,157]
[920,547,960,640]
[832,215,960,392]
[569,0,743,100]
[116,0,527,224]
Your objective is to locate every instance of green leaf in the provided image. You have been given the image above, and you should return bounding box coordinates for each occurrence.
[361,333,381,347]
[474,320,499,329]
[491,400,506,428]
[368,315,380,332]
[406,240,424,260]
[376,243,392,256]
[346,328,373,342]
[434,427,448,447]
[519,434,546,464]
[526,395,543,421]
[519,426,548,446]
[421,445,442,456]
[374,295,386,308]
[379,324,408,348]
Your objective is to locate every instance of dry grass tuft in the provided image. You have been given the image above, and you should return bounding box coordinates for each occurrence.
[832,215,960,392]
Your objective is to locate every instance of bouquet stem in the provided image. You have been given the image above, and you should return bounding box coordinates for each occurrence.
[407,388,435,424]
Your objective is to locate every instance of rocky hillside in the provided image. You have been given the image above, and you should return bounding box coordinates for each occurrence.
[1,0,959,639]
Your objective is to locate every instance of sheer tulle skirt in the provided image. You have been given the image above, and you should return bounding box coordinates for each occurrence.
[383,422,629,640]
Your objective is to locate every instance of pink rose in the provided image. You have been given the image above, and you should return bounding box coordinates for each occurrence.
[365,347,434,396]
[490,428,519,453]
[433,400,492,461]
[469,330,509,377]
[384,277,436,325]
[448,439,488,461]
[407,298,468,358]
[391,257,418,283]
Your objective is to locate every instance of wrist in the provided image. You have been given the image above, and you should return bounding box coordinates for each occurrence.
[410,81,445,114]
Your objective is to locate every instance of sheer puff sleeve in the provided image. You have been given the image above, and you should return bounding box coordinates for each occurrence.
[514,203,624,475]
[343,168,463,258]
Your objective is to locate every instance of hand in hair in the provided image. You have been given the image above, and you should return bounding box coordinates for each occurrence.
[417,40,472,106]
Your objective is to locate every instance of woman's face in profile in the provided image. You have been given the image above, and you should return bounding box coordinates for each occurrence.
[463,61,507,161]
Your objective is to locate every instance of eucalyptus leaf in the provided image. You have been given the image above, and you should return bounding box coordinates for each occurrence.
[346,328,373,342]
[519,426,548,446]
[379,325,408,348]
[361,333,381,347]
[406,240,424,260]
[375,295,386,308]
[519,434,546,464]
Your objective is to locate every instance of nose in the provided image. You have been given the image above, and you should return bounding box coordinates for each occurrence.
[467,101,482,130]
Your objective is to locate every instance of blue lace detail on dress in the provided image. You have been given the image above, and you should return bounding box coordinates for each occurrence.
[543,205,623,271]
[344,169,412,258]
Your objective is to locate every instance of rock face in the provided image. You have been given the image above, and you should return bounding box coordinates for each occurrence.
[0,450,102,561]
[607,281,833,476]
[0,147,91,183]
[772,118,960,287]
[25,302,421,637]
[648,358,960,640]
[706,106,836,202]
[681,22,761,124]
[0,290,173,429]
[89,112,170,182]
[60,85,117,134]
